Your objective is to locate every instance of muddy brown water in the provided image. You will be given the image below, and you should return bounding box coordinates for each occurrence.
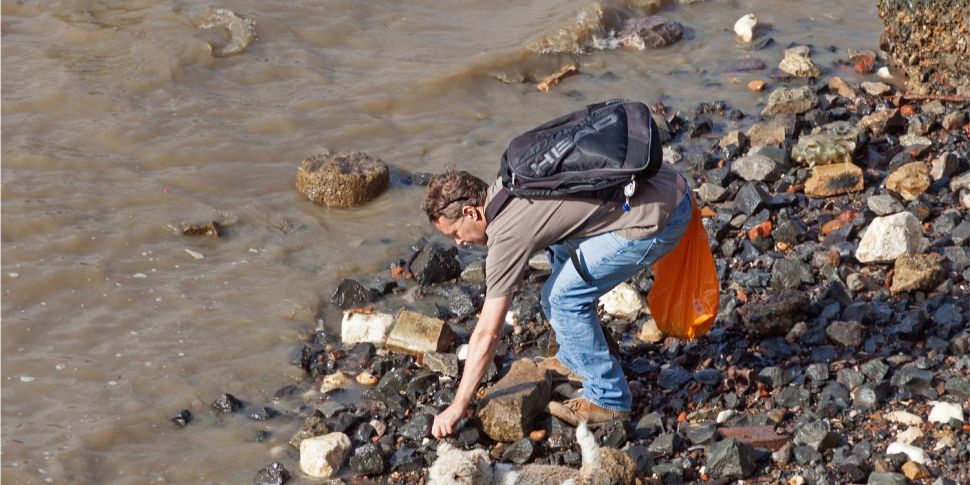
[3,1,881,482]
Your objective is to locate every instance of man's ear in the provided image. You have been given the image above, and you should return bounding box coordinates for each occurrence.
[462,205,481,220]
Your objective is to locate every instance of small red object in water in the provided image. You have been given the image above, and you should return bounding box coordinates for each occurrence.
[162,186,169,194]
[853,55,874,74]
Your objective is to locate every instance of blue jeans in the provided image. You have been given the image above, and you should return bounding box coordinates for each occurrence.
[540,190,693,411]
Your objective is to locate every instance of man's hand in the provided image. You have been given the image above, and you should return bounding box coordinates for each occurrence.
[432,402,468,438]
[431,295,511,440]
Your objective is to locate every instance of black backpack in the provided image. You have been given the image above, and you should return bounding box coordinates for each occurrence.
[484,99,664,283]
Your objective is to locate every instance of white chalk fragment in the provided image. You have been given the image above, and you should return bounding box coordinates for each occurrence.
[184,249,204,259]
[734,14,758,43]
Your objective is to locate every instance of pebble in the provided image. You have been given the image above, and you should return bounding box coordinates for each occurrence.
[184,249,204,259]
[928,401,964,424]
[748,80,766,91]
[733,14,758,42]
[885,442,928,464]
[886,410,923,426]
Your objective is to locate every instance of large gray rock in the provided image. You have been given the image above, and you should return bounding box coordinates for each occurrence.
[732,154,781,182]
[478,359,551,442]
[855,212,927,263]
[878,0,970,96]
[296,152,389,207]
[705,438,757,479]
[761,86,818,116]
[779,46,821,77]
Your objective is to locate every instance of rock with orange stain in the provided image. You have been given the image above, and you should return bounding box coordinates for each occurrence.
[747,220,773,240]
[748,80,766,91]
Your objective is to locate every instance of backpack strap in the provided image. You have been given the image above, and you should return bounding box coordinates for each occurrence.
[484,187,512,223]
[561,203,611,284]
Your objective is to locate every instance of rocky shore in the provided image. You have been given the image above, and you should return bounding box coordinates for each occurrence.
[183,20,968,485]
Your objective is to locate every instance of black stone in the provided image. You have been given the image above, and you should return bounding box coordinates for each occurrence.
[705,438,757,480]
[501,438,535,464]
[246,406,280,421]
[635,412,665,438]
[686,423,718,445]
[212,393,243,414]
[794,419,839,452]
[738,290,811,338]
[775,386,811,408]
[734,182,769,216]
[390,446,423,472]
[349,443,386,476]
[172,409,192,427]
[410,244,462,286]
[399,414,432,442]
[330,278,377,309]
[658,366,692,390]
[648,432,682,456]
[253,462,290,485]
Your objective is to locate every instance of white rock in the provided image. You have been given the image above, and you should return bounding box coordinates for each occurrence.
[950,171,970,192]
[855,212,928,263]
[886,410,923,426]
[900,134,932,147]
[300,432,351,478]
[320,372,350,393]
[885,442,928,464]
[369,419,387,437]
[861,81,891,96]
[456,344,469,361]
[876,66,893,80]
[638,318,664,344]
[733,13,758,42]
[184,249,204,259]
[599,282,644,318]
[505,310,516,326]
[960,190,970,209]
[928,401,964,424]
[528,252,552,271]
[779,46,820,78]
[340,310,394,345]
[896,426,924,445]
[716,410,736,424]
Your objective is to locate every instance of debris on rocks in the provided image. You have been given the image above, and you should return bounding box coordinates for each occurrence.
[197,8,256,57]
[536,64,577,93]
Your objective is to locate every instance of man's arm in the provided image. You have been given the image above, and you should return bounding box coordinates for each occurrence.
[431,294,511,438]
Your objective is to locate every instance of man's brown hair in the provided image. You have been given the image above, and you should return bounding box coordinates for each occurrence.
[422,170,489,222]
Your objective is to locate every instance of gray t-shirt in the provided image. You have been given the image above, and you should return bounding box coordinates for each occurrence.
[484,163,687,299]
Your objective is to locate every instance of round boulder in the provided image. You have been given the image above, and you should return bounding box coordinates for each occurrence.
[296,152,389,207]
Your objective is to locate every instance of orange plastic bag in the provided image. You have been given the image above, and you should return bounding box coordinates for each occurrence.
[647,200,720,340]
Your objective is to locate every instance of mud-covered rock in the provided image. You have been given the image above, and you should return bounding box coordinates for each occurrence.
[877,0,970,96]
[296,152,389,207]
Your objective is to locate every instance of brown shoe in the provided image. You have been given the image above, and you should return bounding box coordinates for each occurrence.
[536,357,584,384]
[547,397,630,429]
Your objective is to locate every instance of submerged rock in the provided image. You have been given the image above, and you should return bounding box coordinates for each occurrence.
[198,8,256,57]
[779,46,821,78]
[733,14,758,43]
[617,16,684,50]
[296,152,389,207]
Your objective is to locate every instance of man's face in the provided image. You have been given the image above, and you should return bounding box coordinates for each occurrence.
[433,206,487,247]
